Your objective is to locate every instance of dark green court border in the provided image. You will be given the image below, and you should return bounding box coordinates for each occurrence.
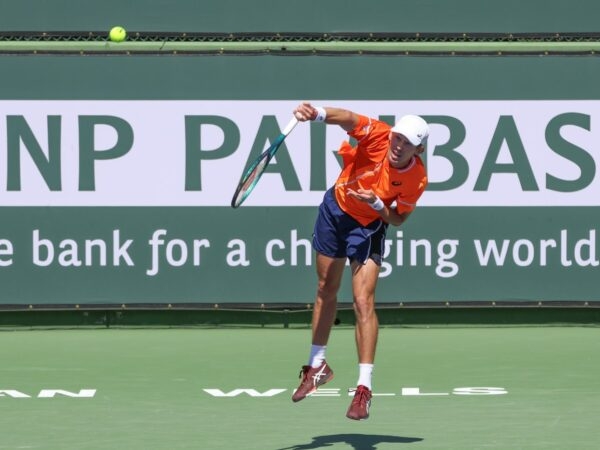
[1,303,599,328]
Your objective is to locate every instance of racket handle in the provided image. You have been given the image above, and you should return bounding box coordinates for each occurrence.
[282,117,299,136]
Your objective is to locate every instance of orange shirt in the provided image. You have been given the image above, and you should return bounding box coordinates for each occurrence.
[334,115,428,226]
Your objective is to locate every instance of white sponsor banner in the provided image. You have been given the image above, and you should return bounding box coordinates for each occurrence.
[0,100,597,206]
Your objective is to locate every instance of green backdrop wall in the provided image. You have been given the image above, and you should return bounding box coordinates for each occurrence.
[0,54,598,305]
[1,0,599,306]
[1,0,598,33]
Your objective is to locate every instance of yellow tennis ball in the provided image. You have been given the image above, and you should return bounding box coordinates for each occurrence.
[109,26,127,42]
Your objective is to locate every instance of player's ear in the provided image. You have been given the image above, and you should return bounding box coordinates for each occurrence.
[415,144,425,155]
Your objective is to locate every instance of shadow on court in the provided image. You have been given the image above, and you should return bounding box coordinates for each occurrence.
[276,433,423,450]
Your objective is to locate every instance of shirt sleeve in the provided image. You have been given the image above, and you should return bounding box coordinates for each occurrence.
[338,115,378,167]
[348,115,392,161]
[348,115,374,142]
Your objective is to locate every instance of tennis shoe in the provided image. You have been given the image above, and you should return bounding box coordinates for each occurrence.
[291,361,334,402]
[346,385,372,420]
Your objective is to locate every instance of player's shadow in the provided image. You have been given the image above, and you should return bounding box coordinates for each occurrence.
[276,433,423,450]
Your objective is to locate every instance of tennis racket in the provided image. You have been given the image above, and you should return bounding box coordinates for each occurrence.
[230,116,299,208]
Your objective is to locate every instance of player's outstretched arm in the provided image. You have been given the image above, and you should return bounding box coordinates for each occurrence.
[294,102,358,132]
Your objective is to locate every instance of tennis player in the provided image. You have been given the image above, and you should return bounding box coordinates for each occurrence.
[290,102,429,420]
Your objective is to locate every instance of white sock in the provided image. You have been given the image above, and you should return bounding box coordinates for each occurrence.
[357,363,374,390]
[308,345,326,368]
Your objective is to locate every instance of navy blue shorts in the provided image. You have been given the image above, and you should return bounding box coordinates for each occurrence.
[312,188,388,265]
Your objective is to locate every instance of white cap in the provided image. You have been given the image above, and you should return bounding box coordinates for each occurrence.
[391,115,429,146]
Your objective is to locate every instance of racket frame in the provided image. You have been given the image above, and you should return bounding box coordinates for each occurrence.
[230,117,299,208]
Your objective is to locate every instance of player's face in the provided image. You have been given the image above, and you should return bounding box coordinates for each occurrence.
[388,132,419,168]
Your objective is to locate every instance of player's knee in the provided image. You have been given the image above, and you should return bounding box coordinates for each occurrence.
[353,296,375,319]
[317,280,341,300]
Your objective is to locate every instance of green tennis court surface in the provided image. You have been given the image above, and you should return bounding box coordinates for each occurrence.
[1,326,598,449]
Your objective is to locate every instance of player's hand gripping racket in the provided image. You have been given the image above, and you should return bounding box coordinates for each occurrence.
[230,117,299,208]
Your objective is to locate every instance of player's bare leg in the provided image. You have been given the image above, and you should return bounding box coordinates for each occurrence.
[312,253,345,345]
[345,259,379,420]
[292,252,344,402]
[350,259,380,363]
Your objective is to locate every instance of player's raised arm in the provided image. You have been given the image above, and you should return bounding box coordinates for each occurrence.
[293,102,358,132]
